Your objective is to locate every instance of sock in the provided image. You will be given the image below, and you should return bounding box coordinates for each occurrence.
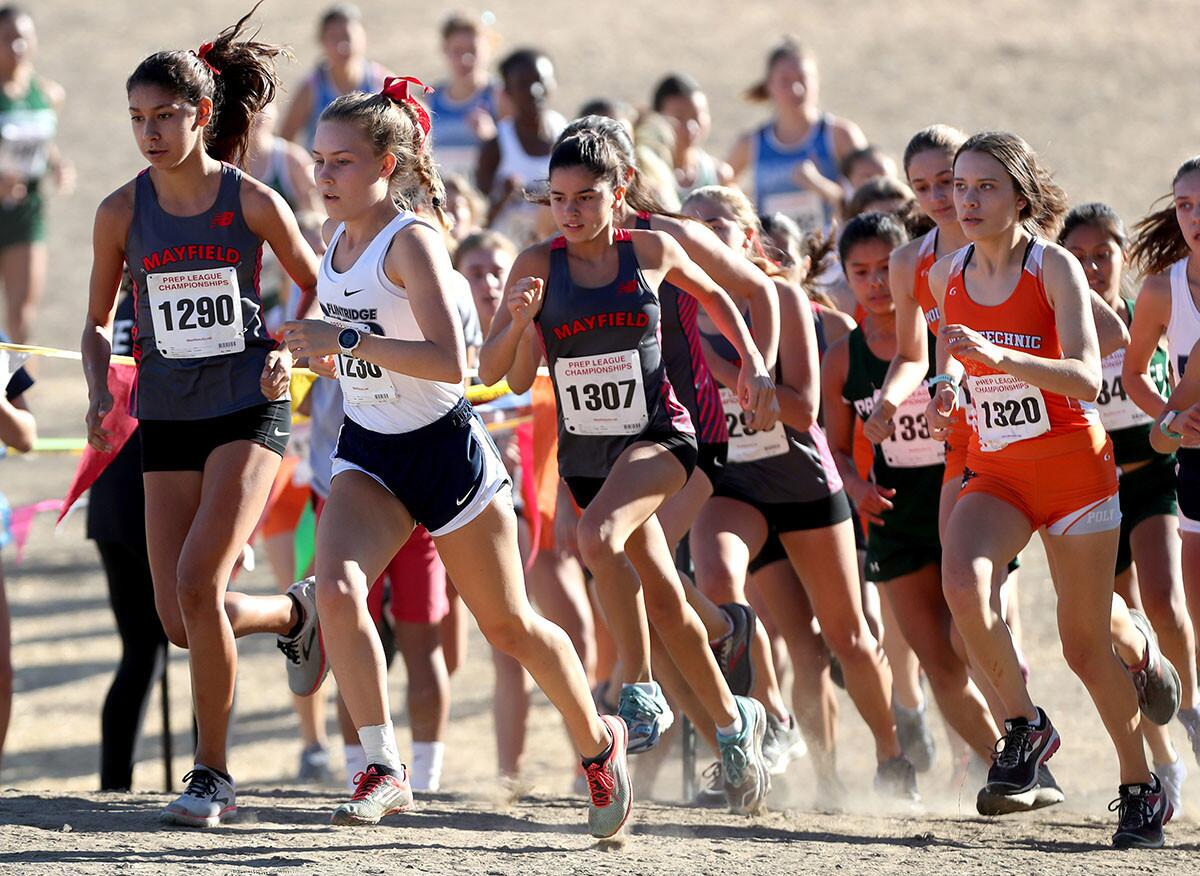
[410,741,445,792]
[344,743,366,790]
[283,592,304,639]
[631,681,659,696]
[716,710,744,739]
[358,722,403,772]
[581,727,615,768]
[895,701,926,719]
[708,613,736,646]
[1027,710,1044,730]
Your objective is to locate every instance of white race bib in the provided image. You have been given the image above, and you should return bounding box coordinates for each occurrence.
[721,387,788,463]
[969,373,1050,451]
[1096,349,1152,432]
[760,189,827,232]
[0,109,55,178]
[147,267,245,359]
[880,386,946,468]
[555,350,648,436]
[329,318,397,407]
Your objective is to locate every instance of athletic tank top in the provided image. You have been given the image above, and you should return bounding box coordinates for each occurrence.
[843,326,944,535]
[304,61,387,148]
[912,228,942,333]
[494,114,565,189]
[1166,256,1200,379]
[634,213,727,445]
[429,80,498,179]
[751,113,839,233]
[126,164,274,420]
[1100,299,1172,465]
[700,313,842,503]
[944,239,1099,454]
[676,150,721,200]
[0,76,55,187]
[535,230,694,478]
[317,211,463,434]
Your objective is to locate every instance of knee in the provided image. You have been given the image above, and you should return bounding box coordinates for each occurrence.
[480,614,532,658]
[160,616,189,649]
[576,516,624,572]
[941,559,990,619]
[315,570,365,619]
[174,569,219,619]
[913,643,966,688]
[1060,632,1111,680]
[821,619,871,662]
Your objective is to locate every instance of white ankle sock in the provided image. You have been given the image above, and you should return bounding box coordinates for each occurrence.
[343,743,366,791]
[717,712,744,739]
[357,723,402,772]
[410,741,445,792]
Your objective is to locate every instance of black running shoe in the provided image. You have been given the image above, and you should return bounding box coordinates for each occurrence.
[1111,774,1172,849]
[712,603,756,697]
[976,762,1065,815]
[976,707,1060,814]
[873,755,919,802]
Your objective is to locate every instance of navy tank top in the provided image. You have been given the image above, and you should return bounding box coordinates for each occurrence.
[701,313,842,503]
[535,230,694,478]
[125,164,275,420]
[634,212,727,446]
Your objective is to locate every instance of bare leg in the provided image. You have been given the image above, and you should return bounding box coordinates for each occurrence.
[878,590,924,712]
[0,241,45,345]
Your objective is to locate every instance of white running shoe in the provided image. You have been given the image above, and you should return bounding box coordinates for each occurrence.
[161,766,237,828]
[277,578,329,696]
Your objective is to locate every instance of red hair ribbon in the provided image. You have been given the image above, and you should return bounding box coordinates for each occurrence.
[380,76,434,141]
[194,41,221,76]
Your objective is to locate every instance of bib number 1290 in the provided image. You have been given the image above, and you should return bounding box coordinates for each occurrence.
[156,295,236,332]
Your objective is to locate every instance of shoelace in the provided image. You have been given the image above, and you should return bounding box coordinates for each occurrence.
[701,761,723,791]
[181,769,219,799]
[584,762,615,808]
[722,739,750,783]
[1109,789,1153,831]
[350,768,390,801]
[624,689,664,723]
[993,723,1033,770]
[276,636,301,665]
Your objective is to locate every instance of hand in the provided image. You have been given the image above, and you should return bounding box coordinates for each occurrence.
[863,400,897,445]
[467,106,496,142]
[506,276,545,326]
[942,323,1006,369]
[926,384,958,440]
[849,481,896,528]
[85,390,115,453]
[260,348,292,400]
[792,159,824,191]
[736,357,778,431]
[282,319,341,358]
[52,158,77,196]
[308,353,337,379]
[1178,402,1200,443]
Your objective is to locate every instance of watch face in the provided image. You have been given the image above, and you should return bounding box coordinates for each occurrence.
[338,328,359,351]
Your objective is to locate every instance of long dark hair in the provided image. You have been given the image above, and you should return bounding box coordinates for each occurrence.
[126,2,290,166]
[1129,157,1200,277]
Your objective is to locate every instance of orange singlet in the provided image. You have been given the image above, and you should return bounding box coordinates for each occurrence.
[943,239,1118,534]
[915,229,972,484]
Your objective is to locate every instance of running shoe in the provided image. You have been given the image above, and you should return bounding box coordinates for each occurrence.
[298,742,332,784]
[618,682,674,754]
[873,755,920,802]
[693,761,726,808]
[161,766,237,828]
[1127,609,1182,726]
[584,715,633,838]
[894,702,937,773]
[1156,758,1187,819]
[975,762,1065,815]
[976,708,1060,815]
[1179,707,1200,765]
[1032,764,1066,810]
[712,603,756,697]
[1111,774,1172,849]
[331,763,414,826]
[277,577,329,696]
[718,695,770,815]
[761,712,806,776]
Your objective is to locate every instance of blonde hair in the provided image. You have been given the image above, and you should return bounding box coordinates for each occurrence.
[684,185,786,277]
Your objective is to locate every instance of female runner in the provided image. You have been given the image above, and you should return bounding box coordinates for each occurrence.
[281,79,630,837]
[82,9,324,826]
[926,132,1171,848]
[479,128,775,814]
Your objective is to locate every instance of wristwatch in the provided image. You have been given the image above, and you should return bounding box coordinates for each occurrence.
[338,327,363,356]
[1160,410,1183,439]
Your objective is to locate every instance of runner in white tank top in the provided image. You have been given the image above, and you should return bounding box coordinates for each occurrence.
[280,82,631,837]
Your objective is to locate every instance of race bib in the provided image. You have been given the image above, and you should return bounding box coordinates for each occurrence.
[880,386,946,468]
[1096,349,1152,432]
[147,267,245,359]
[969,373,1049,451]
[721,387,788,463]
[0,108,55,178]
[760,188,827,232]
[555,350,648,436]
[328,318,396,407]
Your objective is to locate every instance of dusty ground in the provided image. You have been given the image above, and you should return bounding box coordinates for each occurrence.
[5,0,1200,872]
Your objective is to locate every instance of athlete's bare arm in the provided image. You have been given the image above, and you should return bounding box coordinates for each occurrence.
[925,254,964,439]
[726,132,754,185]
[867,239,930,443]
[1089,290,1130,357]
[82,183,135,452]
[1151,337,1200,454]
[774,279,819,432]
[830,115,869,162]
[279,78,315,145]
[1122,271,1173,418]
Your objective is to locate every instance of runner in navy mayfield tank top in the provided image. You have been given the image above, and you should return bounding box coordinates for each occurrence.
[479,127,777,814]
[81,15,323,828]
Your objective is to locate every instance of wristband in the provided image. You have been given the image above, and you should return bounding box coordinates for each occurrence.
[928,373,960,389]
[1159,411,1184,440]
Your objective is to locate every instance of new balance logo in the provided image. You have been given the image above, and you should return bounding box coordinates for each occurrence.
[617,280,638,294]
[209,211,235,228]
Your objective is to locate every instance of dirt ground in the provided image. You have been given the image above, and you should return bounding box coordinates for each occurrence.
[5,0,1200,872]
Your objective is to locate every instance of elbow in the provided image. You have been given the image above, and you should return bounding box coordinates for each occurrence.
[1080,373,1102,403]
[476,353,503,387]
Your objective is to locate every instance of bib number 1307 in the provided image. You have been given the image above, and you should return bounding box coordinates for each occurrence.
[555,350,649,436]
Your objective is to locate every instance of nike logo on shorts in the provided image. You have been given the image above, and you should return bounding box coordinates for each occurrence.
[456,483,477,507]
[273,428,290,437]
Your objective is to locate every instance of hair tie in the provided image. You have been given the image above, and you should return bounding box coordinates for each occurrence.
[431,196,443,208]
[194,41,221,76]
[380,76,434,141]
